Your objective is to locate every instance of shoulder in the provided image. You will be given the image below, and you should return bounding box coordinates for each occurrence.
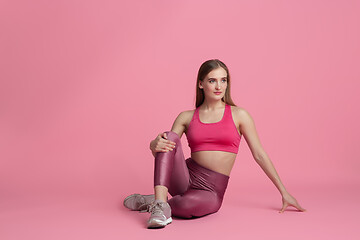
[230,105,253,124]
[175,109,196,124]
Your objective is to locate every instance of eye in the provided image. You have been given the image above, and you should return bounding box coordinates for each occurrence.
[209,79,215,83]
[222,79,227,83]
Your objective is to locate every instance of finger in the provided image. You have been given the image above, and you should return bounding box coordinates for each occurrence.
[294,203,307,212]
[279,203,288,213]
[156,145,169,151]
[160,149,169,152]
[163,146,174,151]
[158,133,165,140]
[164,145,175,151]
[157,144,172,151]
[163,132,167,139]
[159,138,176,147]
[167,140,176,146]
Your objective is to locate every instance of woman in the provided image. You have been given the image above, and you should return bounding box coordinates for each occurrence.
[124,59,306,229]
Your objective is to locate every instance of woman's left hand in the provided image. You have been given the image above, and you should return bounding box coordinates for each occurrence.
[279,192,306,213]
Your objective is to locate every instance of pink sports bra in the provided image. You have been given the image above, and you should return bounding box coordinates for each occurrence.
[186,104,241,154]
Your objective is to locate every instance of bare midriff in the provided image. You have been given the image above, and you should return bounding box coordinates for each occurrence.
[191,151,237,176]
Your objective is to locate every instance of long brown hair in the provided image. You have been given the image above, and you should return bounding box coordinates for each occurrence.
[195,59,236,108]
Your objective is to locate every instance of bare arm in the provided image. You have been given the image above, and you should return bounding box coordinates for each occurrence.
[169,111,189,138]
[237,108,287,194]
[237,108,306,212]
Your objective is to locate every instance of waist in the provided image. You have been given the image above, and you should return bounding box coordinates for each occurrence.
[190,151,236,176]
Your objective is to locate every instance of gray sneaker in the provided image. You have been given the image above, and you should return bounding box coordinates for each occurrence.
[147,200,172,229]
[123,194,155,212]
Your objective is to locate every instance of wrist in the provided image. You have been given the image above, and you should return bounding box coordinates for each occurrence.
[280,189,289,197]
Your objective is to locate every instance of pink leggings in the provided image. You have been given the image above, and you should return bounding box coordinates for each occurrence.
[154,131,229,219]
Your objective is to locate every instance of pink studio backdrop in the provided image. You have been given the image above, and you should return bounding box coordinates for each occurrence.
[1,0,359,239]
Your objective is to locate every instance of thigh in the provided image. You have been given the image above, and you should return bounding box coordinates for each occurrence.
[168,189,222,219]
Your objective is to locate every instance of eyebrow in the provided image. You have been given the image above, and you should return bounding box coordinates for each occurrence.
[208,77,227,80]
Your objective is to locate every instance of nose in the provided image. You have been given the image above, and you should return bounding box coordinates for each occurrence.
[215,81,221,89]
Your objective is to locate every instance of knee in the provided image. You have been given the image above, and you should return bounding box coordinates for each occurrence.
[164,131,180,144]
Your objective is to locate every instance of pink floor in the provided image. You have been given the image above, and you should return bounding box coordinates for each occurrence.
[1,181,359,240]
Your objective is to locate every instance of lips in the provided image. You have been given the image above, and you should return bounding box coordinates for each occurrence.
[214,92,222,95]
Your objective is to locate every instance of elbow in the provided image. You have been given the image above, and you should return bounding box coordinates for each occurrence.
[253,151,268,163]
[254,155,263,164]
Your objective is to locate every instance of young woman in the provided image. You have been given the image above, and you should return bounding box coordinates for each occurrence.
[124,59,306,229]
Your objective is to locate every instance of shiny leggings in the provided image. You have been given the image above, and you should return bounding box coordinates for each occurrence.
[154,131,229,219]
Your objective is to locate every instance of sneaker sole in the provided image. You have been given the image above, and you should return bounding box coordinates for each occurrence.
[147,217,172,229]
[123,194,155,211]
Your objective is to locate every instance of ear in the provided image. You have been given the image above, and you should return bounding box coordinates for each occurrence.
[199,81,203,89]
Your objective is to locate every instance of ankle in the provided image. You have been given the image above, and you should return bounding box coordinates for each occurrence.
[154,185,169,203]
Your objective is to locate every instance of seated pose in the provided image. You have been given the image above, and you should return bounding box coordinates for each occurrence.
[124,59,306,229]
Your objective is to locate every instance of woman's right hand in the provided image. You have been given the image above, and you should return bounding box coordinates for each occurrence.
[150,132,176,153]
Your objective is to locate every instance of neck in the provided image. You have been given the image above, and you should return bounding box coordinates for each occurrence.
[201,99,225,111]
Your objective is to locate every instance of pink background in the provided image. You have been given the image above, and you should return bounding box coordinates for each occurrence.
[1,0,359,239]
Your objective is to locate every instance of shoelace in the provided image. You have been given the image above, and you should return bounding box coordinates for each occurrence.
[138,195,156,212]
[145,202,164,215]
[137,196,145,206]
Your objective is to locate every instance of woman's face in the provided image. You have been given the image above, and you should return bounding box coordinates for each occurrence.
[199,67,228,101]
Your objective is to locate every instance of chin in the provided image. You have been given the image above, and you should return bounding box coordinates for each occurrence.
[206,94,224,101]
[211,97,223,102]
